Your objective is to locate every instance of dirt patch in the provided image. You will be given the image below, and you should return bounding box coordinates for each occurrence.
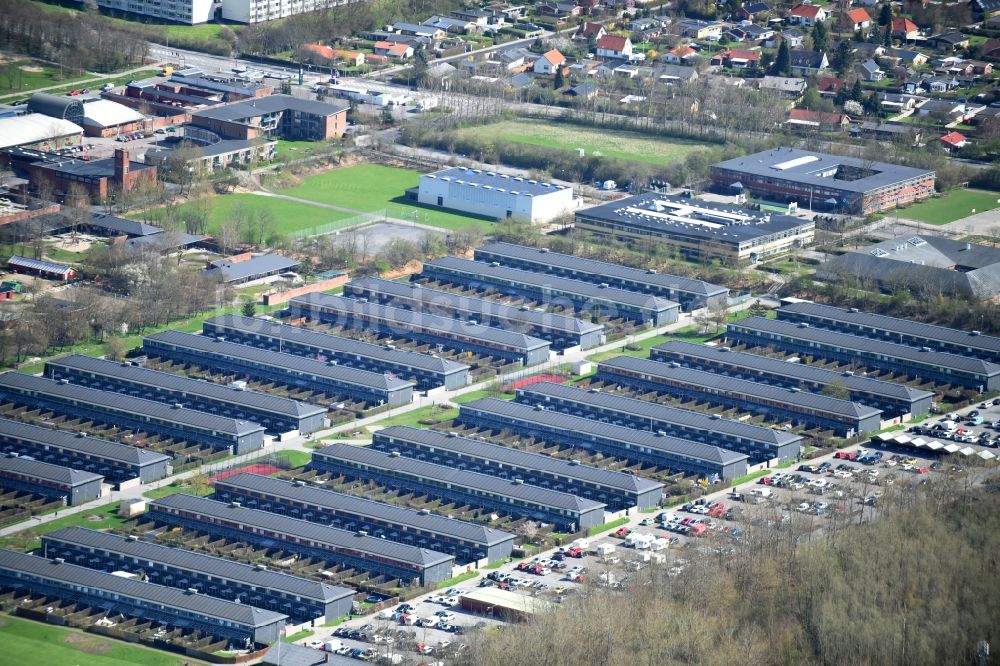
[19,65,44,73]
[84,513,104,522]
[64,633,112,654]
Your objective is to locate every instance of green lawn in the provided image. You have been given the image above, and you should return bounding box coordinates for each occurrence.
[0,615,205,666]
[279,164,495,232]
[142,481,215,500]
[435,570,480,589]
[452,389,514,404]
[363,404,458,430]
[275,138,341,158]
[143,193,356,236]
[587,516,629,536]
[0,502,124,552]
[455,120,715,167]
[275,450,313,469]
[898,188,1000,225]
[0,60,88,94]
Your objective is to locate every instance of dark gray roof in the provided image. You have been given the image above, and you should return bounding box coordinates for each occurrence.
[313,443,606,513]
[0,454,103,487]
[345,278,604,336]
[150,494,455,569]
[711,147,935,193]
[217,473,514,546]
[125,232,205,251]
[204,315,469,375]
[204,254,299,283]
[789,49,826,69]
[26,93,84,122]
[8,255,73,275]
[0,417,170,467]
[43,526,352,603]
[0,548,288,627]
[47,355,326,420]
[461,398,750,465]
[474,242,727,298]
[422,167,572,197]
[262,642,352,666]
[598,356,883,420]
[423,257,680,313]
[516,381,802,446]
[143,331,415,392]
[0,373,265,437]
[87,213,162,237]
[777,301,1000,358]
[575,194,812,244]
[291,293,551,352]
[192,95,349,123]
[728,317,1000,377]
[654,340,934,402]
[376,425,665,494]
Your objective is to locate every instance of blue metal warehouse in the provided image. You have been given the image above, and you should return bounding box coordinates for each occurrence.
[310,444,606,532]
[776,301,1000,364]
[515,382,802,463]
[42,527,354,625]
[651,340,935,418]
[142,331,414,408]
[288,293,552,366]
[0,454,103,505]
[147,494,455,587]
[0,548,288,646]
[726,317,1000,392]
[214,473,515,566]
[596,356,884,437]
[45,355,327,435]
[473,242,730,312]
[343,277,606,351]
[0,373,266,454]
[420,256,680,326]
[0,417,170,485]
[201,315,470,391]
[457,398,749,481]
[371,426,664,512]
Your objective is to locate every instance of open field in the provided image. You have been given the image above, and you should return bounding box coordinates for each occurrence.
[898,189,1000,225]
[0,60,87,94]
[279,164,495,232]
[0,615,206,666]
[0,502,124,552]
[454,120,714,167]
[0,68,161,102]
[144,193,355,235]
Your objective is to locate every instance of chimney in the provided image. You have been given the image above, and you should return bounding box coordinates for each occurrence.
[114,148,129,181]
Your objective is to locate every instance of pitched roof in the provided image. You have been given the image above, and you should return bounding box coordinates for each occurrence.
[461,397,751,465]
[940,130,967,146]
[577,22,605,37]
[541,49,566,66]
[790,3,823,17]
[43,526,352,603]
[216,472,515,546]
[846,8,871,23]
[302,43,335,60]
[891,17,919,32]
[0,417,170,467]
[387,43,412,57]
[314,443,608,513]
[143,330,415,393]
[788,108,849,125]
[0,455,103,487]
[727,48,762,61]
[516,381,802,446]
[669,44,697,57]
[817,76,844,93]
[789,49,827,68]
[0,548,288,627]
[204,254,299,283]
[375,425,665,494]
[150,494,455,568]
[597,35,630,51]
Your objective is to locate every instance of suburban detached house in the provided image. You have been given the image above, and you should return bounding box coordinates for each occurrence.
[891,17,920,40]
[965,60,993,75]
[856,58,885,81]
[452,9,492,26]
[737,1,770,21]
[663,44,698,64]
[789,4,827,26]
[930,31,970,51]
[596,34,634,59]
[659,63,700,83]
[391,22,446,40]
[845,8,871,31]
[713,48,762,69]
[973,0,1000,18]
[879,92,923,112]
[787,108,851,130]
[983,38,1000,61]
[891,48,928,67]
[766,28,804,48]
[674,18,725,40]
[918,99,967,122]
[760,75,808,96]
[576,22,607,40]
[816,76,843,96]
[789,49,828,76]
[534,49,567,75]
[939,131,968,151]
[374,41,414,59]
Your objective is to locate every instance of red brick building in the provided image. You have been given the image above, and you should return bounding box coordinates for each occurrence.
[190,95,349,142]
[5,148,157,201]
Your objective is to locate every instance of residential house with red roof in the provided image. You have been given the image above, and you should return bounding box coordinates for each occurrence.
[891,17,919,40]
[939,131,968,151]
[712,48,762,69]
[789,4,826,25]
[596,34,633,59]
[374,41,414,59]
[534,49,567,75]
[787,108,851,130]
[845,8,871,31]
[663,44,698,64]
[576,21,607,40]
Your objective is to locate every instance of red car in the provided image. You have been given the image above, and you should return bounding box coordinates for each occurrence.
[760,476,773,485]
[614,527,631,538]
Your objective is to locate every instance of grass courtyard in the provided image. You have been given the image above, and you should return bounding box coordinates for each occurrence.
[897,188,1000,225]
[0,615,205,666]
[454,120,716,167]
[144,193,356,236]
[279,164,495,232]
